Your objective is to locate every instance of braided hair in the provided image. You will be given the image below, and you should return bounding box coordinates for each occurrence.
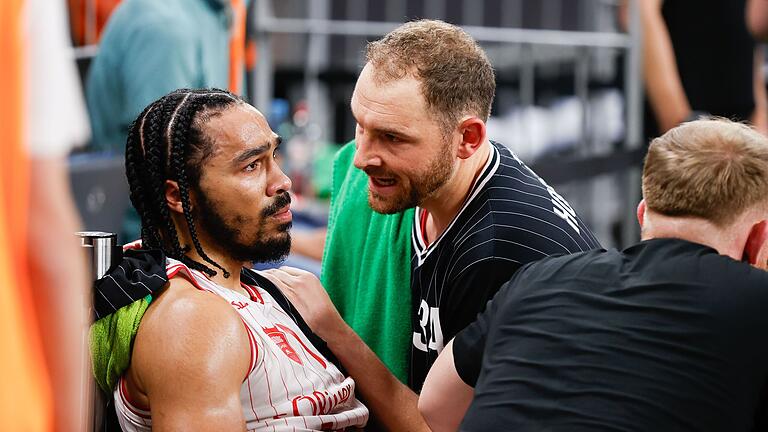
[125,88,245,278]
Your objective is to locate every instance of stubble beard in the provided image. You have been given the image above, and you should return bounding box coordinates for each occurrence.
[194,188,292,264]
[368,147,454,214]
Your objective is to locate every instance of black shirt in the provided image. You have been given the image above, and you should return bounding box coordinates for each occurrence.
[455,238,768,431]
[408,141,601,391]
[645,0,755,139]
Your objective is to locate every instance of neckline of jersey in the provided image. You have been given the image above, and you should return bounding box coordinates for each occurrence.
[412,142,501,267]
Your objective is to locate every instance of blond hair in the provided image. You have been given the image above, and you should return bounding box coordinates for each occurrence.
[642,118,768,226]
[365,19,495,131]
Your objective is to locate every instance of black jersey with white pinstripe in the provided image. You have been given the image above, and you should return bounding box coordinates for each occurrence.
[408,141,601,391]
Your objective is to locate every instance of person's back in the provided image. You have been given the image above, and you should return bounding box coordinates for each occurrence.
[425,119,768,431]
[462,239,768,431]
[86,0,231,152]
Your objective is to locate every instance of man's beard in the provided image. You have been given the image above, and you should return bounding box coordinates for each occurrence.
[194,188,292,264]
[367,147,453,214]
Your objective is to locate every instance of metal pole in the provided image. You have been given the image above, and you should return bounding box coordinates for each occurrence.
[76,231,120,279]
[255,17,633,48]
[520,44,535,107]
[253,0,275,118]
[622,0,644,247]
[575,47,591,153]
[76,231,121,432]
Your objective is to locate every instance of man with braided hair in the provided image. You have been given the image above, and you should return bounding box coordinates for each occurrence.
[115,88,368,431]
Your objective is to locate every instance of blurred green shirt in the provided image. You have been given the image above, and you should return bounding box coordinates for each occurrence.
[86,0,236,152]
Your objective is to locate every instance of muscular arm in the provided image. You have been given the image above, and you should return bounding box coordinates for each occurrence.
[130,279,250,431]
[418,339,474,432]
[261,267,430,432]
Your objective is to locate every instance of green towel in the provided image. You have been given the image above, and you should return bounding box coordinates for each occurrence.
[89,295,152,393]
[321,142,414,383]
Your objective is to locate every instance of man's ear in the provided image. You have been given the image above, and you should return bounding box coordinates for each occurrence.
[744,220,768,269]
[456,117,486,160]
[165,180,186,215]
[637,200,647,229]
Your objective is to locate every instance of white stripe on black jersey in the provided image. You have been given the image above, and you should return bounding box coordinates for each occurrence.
[409,141,601,391]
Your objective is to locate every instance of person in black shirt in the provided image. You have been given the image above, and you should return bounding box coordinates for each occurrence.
[420,118,768,431]
[260,19,599,431]
[408,139,599,391]
[631,0,768,140]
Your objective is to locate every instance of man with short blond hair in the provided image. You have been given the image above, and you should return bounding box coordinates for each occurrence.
[642,118,768,224]
[420,118,768,431]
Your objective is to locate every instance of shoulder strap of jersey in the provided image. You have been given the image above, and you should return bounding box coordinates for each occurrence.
[241,268,346,374]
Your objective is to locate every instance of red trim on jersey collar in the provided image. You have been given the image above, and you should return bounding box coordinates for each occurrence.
[412,143,500,264]
[419,208,429,246]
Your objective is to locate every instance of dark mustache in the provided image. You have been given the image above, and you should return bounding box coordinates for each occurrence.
[262,192,292,217]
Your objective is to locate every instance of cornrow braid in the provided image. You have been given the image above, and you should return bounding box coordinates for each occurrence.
[168,94,230,278]
[125,88,245,278]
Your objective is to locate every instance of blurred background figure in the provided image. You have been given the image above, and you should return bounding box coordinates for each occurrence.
[84,0,249,241]
[632,0,768,139]
[0,0,89,430]
[86,0,248,153]
[68,0,122,46]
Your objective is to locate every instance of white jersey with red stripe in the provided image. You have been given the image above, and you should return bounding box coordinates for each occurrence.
[114,258,369,431]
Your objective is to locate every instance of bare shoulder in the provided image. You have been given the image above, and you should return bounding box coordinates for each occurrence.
[131,275,251,395]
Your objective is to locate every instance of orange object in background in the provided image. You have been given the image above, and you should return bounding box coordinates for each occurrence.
[229,0,246,94]
[0,0,53,430]
[68,0,122,45]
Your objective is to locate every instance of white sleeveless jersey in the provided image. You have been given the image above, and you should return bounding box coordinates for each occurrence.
[114,258,369,431]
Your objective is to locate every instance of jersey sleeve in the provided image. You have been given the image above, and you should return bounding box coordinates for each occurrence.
[440,256,521,344]
[451,262,533,386]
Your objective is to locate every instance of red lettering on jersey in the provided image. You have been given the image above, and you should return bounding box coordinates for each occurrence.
[231,300,249,310]
[276,323,327,369]
[262,326,303,364]
[291,382,353,416]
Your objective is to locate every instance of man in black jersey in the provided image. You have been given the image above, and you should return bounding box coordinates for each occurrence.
[420,119,768,431]
[262,19,600,431]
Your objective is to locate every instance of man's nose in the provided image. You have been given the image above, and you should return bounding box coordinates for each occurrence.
[268,165,292,196]
[353,135,382,170]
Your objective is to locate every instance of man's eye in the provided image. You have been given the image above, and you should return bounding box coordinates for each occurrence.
[384,133,399,142]
[245,160,260,172]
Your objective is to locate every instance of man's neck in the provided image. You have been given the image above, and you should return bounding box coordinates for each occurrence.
[641,213,743,261]
[420,140,491,244]
[184,246,246,292]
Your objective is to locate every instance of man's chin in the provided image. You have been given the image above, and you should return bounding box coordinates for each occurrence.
[368,192,415,215]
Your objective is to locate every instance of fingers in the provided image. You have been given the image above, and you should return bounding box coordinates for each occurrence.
[259,270,292,289]
[277,266,313,278]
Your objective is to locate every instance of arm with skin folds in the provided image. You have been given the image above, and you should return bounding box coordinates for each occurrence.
[418,339,474,432]
[129,278,250,432]
[261,267,431,432]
